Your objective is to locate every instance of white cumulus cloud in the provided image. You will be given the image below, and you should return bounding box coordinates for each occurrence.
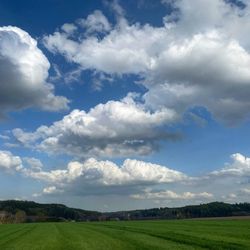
[43,0,250,124]
[0,26,69,116]
[210,153,250,177]
[0,150,23,171]
[1,149,250,204]
[12,94,178,158]
[23,157,188,196]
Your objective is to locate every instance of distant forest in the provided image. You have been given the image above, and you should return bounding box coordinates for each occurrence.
[1,200,250,224]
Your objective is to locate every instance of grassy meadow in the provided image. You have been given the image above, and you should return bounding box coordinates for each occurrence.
[0,219,249,249]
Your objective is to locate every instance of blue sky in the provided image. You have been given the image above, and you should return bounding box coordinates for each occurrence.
[0,0,250,211]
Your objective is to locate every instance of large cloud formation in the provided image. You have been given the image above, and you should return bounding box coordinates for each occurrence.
[12,94,178,158]
[24,158,188,195]
[1,149,250,205]
[0,26,69,116]
[44,0,250,125]
[0,149,189,196]
[23,152,250,202]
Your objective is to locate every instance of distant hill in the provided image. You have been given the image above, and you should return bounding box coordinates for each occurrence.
[1,200,250,223]
[105,202,250,221]
[0,200,101,223]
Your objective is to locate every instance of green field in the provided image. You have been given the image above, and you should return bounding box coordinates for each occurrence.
[0,219,250,249]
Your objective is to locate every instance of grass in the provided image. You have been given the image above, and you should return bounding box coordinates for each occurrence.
[0,219,249,249]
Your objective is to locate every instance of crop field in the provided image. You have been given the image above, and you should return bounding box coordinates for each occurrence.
[0,219,249,250]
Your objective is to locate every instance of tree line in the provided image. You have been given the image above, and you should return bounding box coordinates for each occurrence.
[1,200,250,223]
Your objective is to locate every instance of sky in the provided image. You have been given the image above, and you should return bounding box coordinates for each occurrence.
[0,0,250,212]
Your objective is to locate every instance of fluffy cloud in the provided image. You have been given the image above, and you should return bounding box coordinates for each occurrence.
[44,22,164,75]
[1,149,250,203]
[27,158,187,184]
[43,1,250,124]
[131,189,213,200]
[0,150,23,171]
[162,0,249,45]
[0,26,69,116]
[143,31,250,124]
[210,153,250,177]
[26,151,250,200]
[78,10,111,34]
[12,94,178,158]
[23,157,188,196]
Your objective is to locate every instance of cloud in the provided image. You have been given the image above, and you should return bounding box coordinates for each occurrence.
[27,157,187,185]
[12,94,179,158]
[78,10,111,34]
[23,157,188,196]
[240,188,250,195]
[131,189,213,200]
[107,0,125,17]
[9,151,250,205]
[32,186,63,197]
[1,149,250,203]
[0,150,23,171]
[43,22,162,75]
[61,23,77,35]
[162,0,249,43]
[43,186,63,194]
[23,157,43,171]
[43,0,250,124]
[0,26,69,116]
[0,134,10,140]
[210,153,250,177]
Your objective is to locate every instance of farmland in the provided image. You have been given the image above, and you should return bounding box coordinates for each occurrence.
[0,219,250,249]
